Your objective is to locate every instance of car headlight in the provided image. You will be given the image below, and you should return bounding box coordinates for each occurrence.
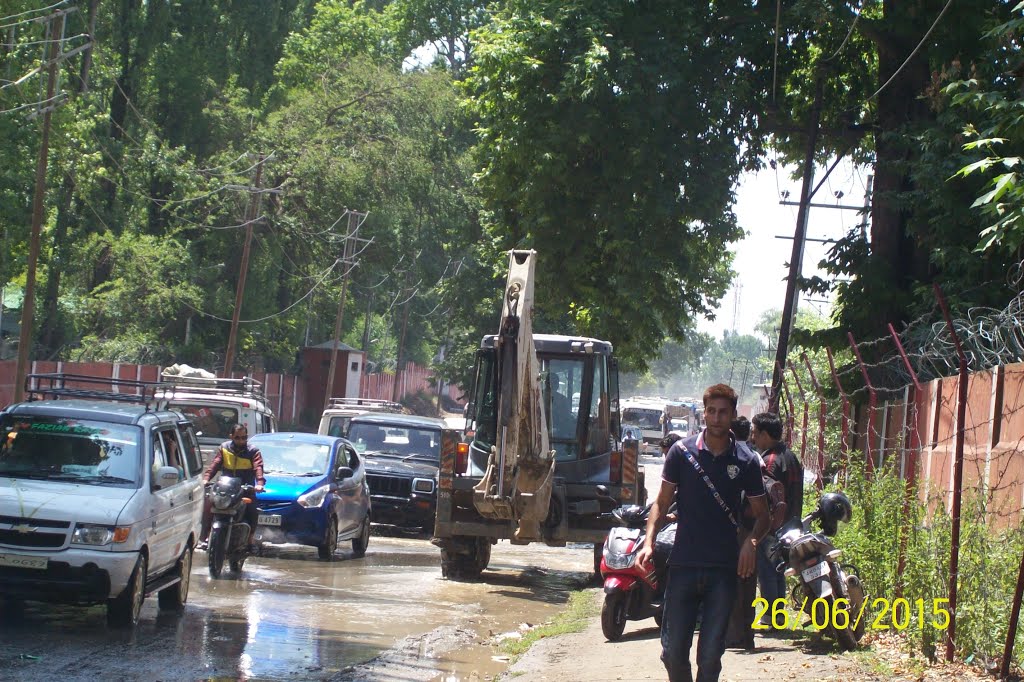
[412,477,435,494]
[298,484,330,508]
[72,524,131,546]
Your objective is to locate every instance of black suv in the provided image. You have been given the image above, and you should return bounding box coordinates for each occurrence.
[346,413,447,532]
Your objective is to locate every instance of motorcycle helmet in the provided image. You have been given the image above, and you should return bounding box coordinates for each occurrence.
[817,492,853,535]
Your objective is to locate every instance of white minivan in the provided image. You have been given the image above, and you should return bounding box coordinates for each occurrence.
[0,374,204,626]
[158,369,277,465]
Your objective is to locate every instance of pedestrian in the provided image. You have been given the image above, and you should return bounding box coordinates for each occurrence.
[751,412,804,607]
[724,416,758,650]
[637,384,769,682]
[660,432,682,457]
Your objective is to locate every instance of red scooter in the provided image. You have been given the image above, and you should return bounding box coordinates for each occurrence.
[599,503,675,640]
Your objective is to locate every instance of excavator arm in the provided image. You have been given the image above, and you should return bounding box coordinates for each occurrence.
[471,250,555,541]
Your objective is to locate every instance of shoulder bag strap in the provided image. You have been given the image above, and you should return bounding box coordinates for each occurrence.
[682,448,739,529]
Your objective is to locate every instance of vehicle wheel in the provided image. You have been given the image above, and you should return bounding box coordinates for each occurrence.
[439,537,490,579]
[208,527,227,579]
[351,514,370,557]
[601,591,628,641]
[318,516,339,560]
[108,554,147,628]
[158,544,193,610]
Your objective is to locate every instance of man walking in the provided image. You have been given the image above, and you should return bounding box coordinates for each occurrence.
[638,384,769,682]
[751,412,804,606]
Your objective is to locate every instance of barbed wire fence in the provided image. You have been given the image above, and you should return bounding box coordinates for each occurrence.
[768,258,1024,675]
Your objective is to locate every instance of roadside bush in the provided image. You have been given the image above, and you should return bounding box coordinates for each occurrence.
[825,457,1024,669]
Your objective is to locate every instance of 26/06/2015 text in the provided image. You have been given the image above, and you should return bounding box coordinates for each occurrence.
[752,597,951,632]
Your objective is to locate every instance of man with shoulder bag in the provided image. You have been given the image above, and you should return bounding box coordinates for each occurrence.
[637,385,769,682]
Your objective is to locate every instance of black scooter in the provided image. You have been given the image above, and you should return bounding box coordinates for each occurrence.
[207,476,256,579]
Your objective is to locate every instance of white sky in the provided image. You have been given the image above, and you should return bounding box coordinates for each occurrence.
[698,160,871,340]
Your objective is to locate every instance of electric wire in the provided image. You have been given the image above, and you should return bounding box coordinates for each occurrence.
[864,0,955,103]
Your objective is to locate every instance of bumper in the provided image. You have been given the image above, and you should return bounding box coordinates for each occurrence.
[255,502,330,547]
[370,494,435,529]
[0,548,139,602]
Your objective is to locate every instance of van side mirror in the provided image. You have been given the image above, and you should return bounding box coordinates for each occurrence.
[336,466,354,480]
[155,465,181,489]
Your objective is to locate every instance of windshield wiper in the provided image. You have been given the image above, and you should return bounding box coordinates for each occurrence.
[371,449,404,457]
[298,471,323,477]
[401,453,435,462]
[81,474,135,484]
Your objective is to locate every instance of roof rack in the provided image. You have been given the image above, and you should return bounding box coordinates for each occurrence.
[159,371,265,401]
[25,373,169,407]
[326,397,404,411]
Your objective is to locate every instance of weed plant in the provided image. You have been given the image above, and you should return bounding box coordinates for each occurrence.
[823,457,1024,669]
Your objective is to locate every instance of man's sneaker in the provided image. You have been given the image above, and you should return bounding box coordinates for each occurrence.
[196,540,209,552]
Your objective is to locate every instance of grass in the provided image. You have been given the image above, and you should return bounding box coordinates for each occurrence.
[497,588,600,658]
[847,646,894,677]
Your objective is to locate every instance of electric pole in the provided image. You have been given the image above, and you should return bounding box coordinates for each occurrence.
[13,11,65,403]
[223,154,265,377]
[770,76,824,414]
[324,210,366,408]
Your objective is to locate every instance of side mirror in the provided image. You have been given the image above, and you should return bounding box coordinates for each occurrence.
[155,465,181,489]
[336,466,354,480]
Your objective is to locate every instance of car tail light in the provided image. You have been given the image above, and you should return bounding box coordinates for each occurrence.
[456,442,469,474]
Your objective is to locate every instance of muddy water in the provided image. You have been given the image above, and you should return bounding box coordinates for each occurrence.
[0,534,594,681]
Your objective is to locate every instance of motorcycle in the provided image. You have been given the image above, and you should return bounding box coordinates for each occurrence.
[206,476,257,579]
[598,503,676,641]
[766,491,866,650]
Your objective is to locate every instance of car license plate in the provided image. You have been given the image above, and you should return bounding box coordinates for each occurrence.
[258,514,282,527]
[801,561,830,581]
[0,553,48,570]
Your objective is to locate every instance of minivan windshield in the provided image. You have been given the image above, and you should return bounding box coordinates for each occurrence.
[347,423,440,462]
[169,403,239,441]
[259,439,334,477]
[0,416,142,487]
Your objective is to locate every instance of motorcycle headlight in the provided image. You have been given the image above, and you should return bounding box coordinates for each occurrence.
[212,491,233,509]
[602,548,636,570]
[298,484,330,508]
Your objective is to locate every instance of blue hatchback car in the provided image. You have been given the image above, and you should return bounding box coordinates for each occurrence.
[250,432,371,559]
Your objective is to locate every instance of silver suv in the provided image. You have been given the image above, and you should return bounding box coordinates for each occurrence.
[0,374,203,626]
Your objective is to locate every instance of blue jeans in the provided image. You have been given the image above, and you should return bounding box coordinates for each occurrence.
[757,542,786,605]
[661,565,736,682]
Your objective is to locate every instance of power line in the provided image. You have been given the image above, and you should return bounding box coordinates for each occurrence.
[0,0,70,31]
[864,0,955,103]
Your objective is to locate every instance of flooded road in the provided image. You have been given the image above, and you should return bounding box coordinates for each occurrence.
[0,454,665,682]
[0,533,595,681]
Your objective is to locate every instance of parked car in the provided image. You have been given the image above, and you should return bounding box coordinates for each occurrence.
[0,373,203,627]
[251,432,371,559]
[346,413,450,532]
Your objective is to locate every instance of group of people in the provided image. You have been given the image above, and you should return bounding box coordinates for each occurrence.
[640,383,803,682]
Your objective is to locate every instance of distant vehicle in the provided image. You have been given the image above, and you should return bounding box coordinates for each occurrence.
[317,397,406,438]
[348,413,455,532]
[252,432,371,559]
[620,398,664,455]
[0,373,203,627]
[158,366,277,465]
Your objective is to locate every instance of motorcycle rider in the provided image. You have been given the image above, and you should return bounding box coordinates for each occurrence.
[199,424,266,551]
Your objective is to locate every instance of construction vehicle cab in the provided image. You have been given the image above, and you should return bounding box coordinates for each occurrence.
[433,250,643,579]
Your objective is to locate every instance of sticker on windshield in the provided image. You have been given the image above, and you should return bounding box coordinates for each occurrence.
[353,442,367,453]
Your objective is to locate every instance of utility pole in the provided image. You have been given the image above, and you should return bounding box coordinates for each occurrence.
[770,76,824,414]
[13,12,64,403]
[392,273,414,404]
[223,154,265,378]
[324,211,365,409]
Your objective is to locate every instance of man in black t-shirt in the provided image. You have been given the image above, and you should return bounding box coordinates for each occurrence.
[638,384,768,682]
[751,412,804,606]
